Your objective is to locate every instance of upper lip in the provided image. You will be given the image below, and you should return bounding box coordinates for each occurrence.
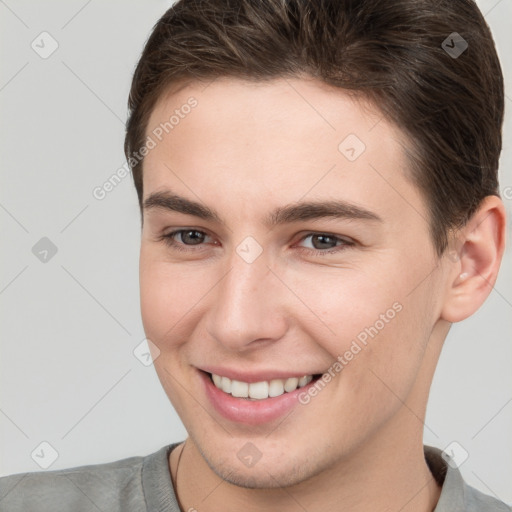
[198,366,322,383]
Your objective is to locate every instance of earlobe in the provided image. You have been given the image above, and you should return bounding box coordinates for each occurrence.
[440,196,507,323]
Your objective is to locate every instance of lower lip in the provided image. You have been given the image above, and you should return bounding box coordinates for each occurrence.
[200,370,319,425]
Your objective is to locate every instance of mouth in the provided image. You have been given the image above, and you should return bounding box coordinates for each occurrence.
[199,369,325,425]
[208,372,323,400]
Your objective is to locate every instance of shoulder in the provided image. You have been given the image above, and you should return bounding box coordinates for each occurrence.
[461,483,512,512]
[0,445,174,512]
[424,445,511,512]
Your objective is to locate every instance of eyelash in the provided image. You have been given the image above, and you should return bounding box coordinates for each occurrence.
[159,229,355,257]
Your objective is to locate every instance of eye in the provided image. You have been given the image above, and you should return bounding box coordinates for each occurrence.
[295,233,355,256]
[161,229,215,252]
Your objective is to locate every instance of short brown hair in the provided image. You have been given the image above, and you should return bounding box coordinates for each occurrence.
[124,0,504,255]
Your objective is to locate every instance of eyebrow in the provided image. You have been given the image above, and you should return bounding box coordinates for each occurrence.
[143,190,383,226]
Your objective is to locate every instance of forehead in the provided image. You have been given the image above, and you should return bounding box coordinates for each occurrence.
[142,77,426,228]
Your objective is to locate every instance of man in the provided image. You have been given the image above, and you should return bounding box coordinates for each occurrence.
[1,0,510,510]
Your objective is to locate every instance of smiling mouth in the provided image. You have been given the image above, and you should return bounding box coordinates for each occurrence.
[208,372,322,400]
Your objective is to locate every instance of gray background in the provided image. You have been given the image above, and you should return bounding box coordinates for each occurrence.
[1,0,511,504]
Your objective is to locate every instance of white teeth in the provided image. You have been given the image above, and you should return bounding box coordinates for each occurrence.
[211,373,314,400]
[249,381,269,399]
[212,374,222,387]
[284,377,299,392]
[221,376,232,393]
[268,379,284,397]
[231,380,249,398]
[298,375,313,387]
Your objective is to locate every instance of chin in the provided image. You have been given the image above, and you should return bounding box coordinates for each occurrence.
[214,464,308,489]
[200,445,323,490]
[220,471,280,489]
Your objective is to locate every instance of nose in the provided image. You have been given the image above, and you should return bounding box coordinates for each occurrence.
[204,246,289,352]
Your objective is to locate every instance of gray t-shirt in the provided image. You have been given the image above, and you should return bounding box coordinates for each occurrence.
[0,443,510,511]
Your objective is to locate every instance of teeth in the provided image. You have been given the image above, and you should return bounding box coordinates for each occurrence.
[284,377,299,392]
[221,376,232,393]
[211,373,314,400]
[212,374,222,387]
[249,380,269,399]
[298,375,311,387]
[268,379,284,397]
[231,380,249,398]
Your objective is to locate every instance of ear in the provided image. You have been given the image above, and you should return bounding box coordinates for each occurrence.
[440,195,507,323]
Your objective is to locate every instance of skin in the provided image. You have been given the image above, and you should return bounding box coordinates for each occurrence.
[139,77,506,512]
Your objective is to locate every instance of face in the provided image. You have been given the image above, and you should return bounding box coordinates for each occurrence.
[139,77,450,488]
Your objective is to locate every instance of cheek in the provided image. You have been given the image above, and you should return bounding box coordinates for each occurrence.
[286,267,402,349]
[288,266,429,390]
[139,254,203,346]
